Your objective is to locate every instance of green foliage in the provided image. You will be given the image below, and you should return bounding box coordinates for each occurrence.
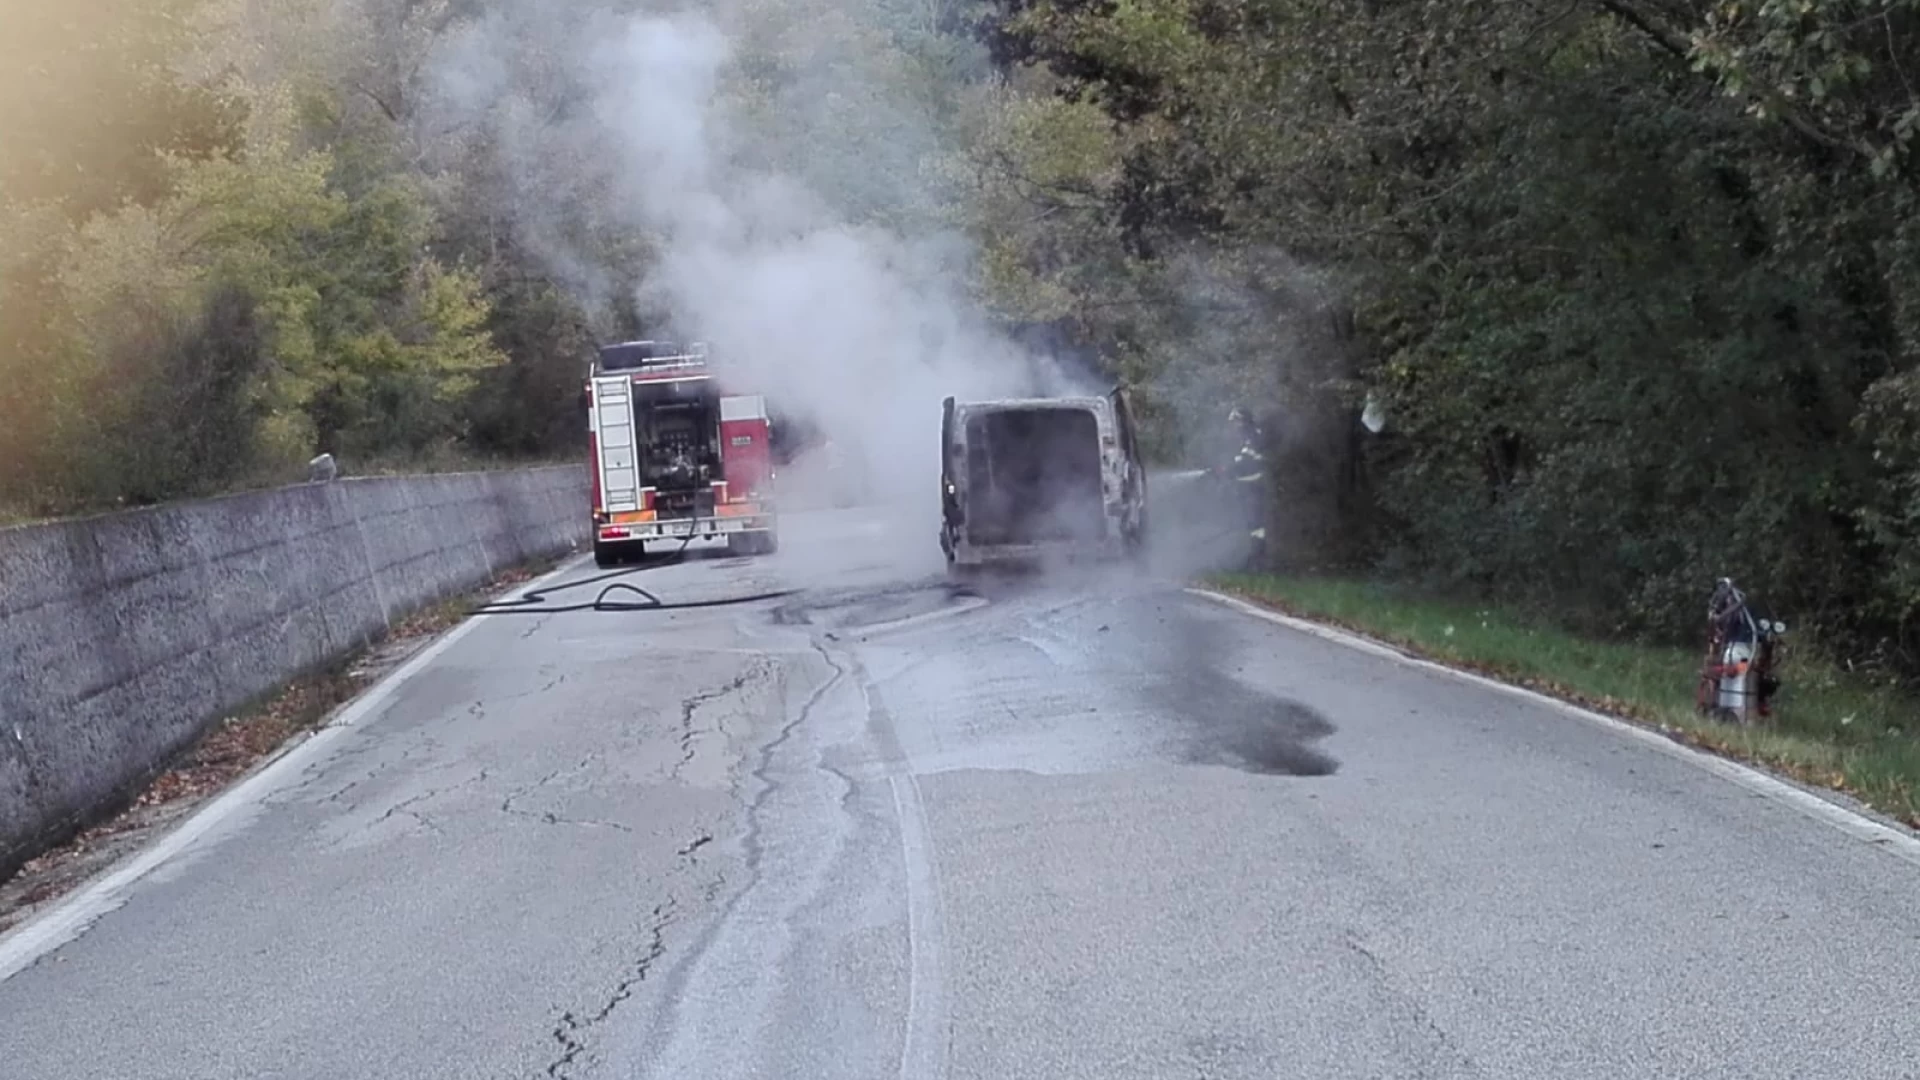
[0,0,238,214]
[13,0,1920,696]
[0,4,516,514]
[977,0,1920,680]
[3,133,504,508]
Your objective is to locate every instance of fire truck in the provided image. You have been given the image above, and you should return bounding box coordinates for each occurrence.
[584,340,778,567]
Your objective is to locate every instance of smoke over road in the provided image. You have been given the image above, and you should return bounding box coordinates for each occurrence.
[418,0,1099,573]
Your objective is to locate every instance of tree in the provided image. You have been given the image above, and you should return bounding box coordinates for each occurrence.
[974,0,1920,662]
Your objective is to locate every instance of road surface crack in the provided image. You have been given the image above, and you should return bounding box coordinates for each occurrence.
[502,807,633,833]
[497,752,622,831]
[371,768,490,833]
[743,642,844,865]
[499,751,602,813]
[388,807,444,834]
[672,666,764,779]
[545,898,678,1078]
[271,736,440,809]
[1340,933,1480,1072]
[500,767,570,815]
[482,669,570,711]
[577,647,844,1072]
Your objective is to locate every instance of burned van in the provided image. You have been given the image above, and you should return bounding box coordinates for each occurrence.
[939,390,1148,572]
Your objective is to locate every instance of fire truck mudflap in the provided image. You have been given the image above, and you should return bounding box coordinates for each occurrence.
[585,341,780,567]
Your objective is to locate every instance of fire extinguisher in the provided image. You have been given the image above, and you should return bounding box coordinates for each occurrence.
[1696,578,1786,725]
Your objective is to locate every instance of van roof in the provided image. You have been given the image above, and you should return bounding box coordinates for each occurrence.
[956,396,1108,411]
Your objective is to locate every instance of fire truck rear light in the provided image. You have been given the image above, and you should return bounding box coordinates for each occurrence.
[601,527,632,540]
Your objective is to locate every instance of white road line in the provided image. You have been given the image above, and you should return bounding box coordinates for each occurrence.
[0,555,590,985]
[1187,587,1920,870]
[890,771,951,1080]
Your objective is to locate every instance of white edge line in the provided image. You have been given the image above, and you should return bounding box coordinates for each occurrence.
[0,554,590,984]
[1186,586,1920,869]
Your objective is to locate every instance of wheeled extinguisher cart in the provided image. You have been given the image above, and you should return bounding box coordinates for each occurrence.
[1696,578,1785,725]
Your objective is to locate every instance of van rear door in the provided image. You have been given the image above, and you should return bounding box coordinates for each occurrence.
[1109,386,1147,542]
[941,396,962,529]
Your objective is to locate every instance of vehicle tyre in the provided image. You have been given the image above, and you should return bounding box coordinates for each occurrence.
[598,538,645,567]
[593,539,620,569]
[1125,512,1149,564]
[759,530,779,555]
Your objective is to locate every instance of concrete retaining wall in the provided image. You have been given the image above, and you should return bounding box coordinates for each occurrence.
[0,466,587,877]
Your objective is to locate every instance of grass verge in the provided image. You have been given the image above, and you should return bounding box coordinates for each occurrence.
[0,554,566,935]
[1210,572,1920,830]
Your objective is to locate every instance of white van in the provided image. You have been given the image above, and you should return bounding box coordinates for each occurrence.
[939,389,1149,572]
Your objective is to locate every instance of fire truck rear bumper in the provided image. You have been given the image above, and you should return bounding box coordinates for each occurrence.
[597,514,775,543]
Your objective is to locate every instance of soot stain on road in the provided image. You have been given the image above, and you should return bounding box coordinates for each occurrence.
[772,570,1342,777]
[770,578,974,631]
[1117,591,1344,777]
[1186,697,1340,777]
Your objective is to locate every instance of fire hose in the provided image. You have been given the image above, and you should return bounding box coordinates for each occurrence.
[469,536,797,616]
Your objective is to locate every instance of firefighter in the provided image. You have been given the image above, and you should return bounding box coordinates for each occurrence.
[1201,406,1267,565]
[1225,408,1264,483]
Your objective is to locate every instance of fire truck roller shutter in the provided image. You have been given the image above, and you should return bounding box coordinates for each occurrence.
[719,395,767,421]
[593,376,641,513]
[720,395,772,499]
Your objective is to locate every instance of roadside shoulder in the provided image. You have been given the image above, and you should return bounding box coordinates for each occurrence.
[1187,585,1920,868]
[0,555,584,975]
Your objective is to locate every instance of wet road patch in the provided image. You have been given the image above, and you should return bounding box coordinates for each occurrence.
[1185,698,1340,777]
[772,580,977,632]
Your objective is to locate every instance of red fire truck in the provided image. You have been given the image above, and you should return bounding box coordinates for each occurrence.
[584,340,778,567]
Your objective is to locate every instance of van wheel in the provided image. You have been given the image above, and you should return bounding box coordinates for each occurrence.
[729,532,777,557]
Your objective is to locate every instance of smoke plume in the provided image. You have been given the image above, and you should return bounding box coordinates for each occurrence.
[419,0,1091,517]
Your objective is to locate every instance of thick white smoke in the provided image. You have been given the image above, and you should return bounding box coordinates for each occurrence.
[421,0,1092,516]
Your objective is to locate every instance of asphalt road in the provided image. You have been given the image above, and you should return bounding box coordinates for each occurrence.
[2,504,1918,1079]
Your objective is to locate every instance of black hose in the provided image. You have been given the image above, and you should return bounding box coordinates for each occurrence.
[470,536,798,616]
